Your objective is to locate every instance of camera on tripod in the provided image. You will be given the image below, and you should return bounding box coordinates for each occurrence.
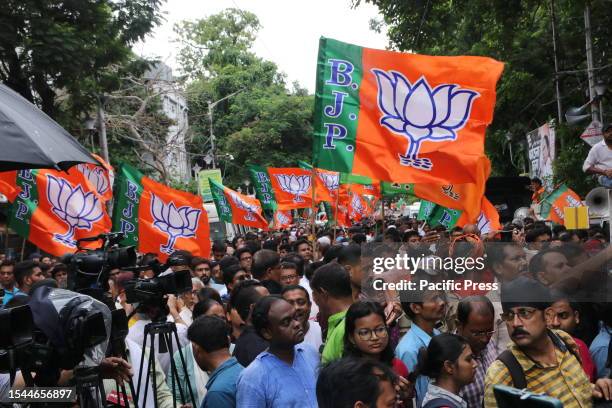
[61,232,137,301]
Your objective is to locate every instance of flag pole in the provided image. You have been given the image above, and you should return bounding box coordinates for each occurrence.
[381,197,385,234]
[333,186,340,242]
[310,167,317,254]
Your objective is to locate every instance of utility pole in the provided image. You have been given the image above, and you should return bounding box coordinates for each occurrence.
[550,0,563,124]
[97,94,110,163]
[584,2,600,122]
[207,88,244,170]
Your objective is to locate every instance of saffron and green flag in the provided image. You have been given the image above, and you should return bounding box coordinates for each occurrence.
[248,165,277,211]
[1,167,111,257]
[539,185,581,225]
[209,179,268,230]
[112,163,210,261]
[312,37,504,185]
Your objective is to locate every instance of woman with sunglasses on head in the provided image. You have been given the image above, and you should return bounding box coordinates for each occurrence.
[343,301,413,406]
[414,333,477,408]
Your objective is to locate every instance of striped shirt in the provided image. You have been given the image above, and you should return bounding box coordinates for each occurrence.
[484,329,592,408]
[460,339,497,408]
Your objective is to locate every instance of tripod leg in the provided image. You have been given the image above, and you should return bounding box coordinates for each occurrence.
[172,326,196,405]
[120,349,139,408]
[151,331,159,408]
[142,331,155,408]
[98,378,108,408]
[165,331,182,408]
[136,327,149,400]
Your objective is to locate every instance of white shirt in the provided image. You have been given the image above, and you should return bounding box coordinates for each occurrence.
[299,276,319,319]
[583,140,612,172]
[302,320,323,352]
[127,317,189,375]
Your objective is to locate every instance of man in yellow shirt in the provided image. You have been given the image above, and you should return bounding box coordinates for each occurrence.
[484,277,612,407]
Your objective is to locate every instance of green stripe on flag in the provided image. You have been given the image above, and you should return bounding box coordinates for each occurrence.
[339,172,372,185]
[313,37,363,173]
[417,200,437,221]
[382,182,414,197]
[539,185,568,219]
[248,165,277,211]
[429,206,463,229]
[209,179,234,224]
[9,169,40,239]
[112,163,143,247]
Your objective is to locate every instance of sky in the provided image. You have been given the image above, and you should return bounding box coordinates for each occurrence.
[135,0,388,93]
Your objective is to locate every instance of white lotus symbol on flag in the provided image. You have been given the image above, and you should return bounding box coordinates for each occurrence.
[318,172,339,192]
[371,69,479,170]
[350,194,365,218]
[46,175,104,247]
[230,192,260,222]
[275,174,311,203]
[77,164,110,196]
[276,211,290,225]
[150,194,202,254]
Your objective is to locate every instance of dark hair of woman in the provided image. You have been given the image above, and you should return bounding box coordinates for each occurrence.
[413,333,468,381]
[343,301,394,366]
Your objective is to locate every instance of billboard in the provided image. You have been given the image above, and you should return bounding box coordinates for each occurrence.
[198,169,223,202]
[526,121,556,188]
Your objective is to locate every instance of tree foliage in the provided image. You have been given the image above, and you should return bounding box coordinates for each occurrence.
[176,9,313,187]
[0,0,164,117]
[354,0,611,183]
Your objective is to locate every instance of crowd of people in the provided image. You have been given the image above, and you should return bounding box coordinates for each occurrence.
[1,213,612,408]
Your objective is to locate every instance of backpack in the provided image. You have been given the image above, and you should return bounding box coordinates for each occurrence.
[422,397,461,408]
[496,330,580,390]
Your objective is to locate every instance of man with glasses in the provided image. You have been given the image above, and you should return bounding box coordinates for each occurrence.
[484,276,612,407]
[456,295,497,408]
[235,248,253,274]
[279,262,300,287]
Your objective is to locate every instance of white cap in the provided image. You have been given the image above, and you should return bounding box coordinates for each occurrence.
[317,236,331,246]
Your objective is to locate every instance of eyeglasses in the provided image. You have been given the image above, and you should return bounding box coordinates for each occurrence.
[281,274,298,282]
[470,330,495,338]
[500,308,538,322]
[356,326,388,341]
[240,256,252,262]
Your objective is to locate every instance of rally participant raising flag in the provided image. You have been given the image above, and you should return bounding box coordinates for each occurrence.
[112,163,210,261]
[313,37,504,185]
[209,179,269,230]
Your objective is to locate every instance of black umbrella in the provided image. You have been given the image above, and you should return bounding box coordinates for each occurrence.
[0,84,100,172]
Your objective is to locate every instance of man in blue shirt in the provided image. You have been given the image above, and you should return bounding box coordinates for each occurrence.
[395,287,446,407]
[188,315,244,408]
[590,306,612,380]
[0,260,20,305]
[237,296,319,408]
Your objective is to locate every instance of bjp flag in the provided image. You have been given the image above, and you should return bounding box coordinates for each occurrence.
[210,179,268,230]
[6,168,111,257]
[313,37,504,185]
[0,171,20,202]
[350,182,381,199]
[273,210,293,230]
[112,163,210,261]
[267,167,313,210]
[298,161,340,203]
[457,197,501,234]
[539,185,582,224]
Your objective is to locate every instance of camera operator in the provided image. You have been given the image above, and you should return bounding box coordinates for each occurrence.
[125,251,192,375]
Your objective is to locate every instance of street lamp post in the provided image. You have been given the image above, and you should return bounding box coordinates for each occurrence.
[207,89,245,169]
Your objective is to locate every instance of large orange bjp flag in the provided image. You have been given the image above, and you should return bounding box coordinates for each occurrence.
[313,37,504,185]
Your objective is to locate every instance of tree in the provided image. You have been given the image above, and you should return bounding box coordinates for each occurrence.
[0,0,164,118]
[354,0,611,181]
[176,9,313,187]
